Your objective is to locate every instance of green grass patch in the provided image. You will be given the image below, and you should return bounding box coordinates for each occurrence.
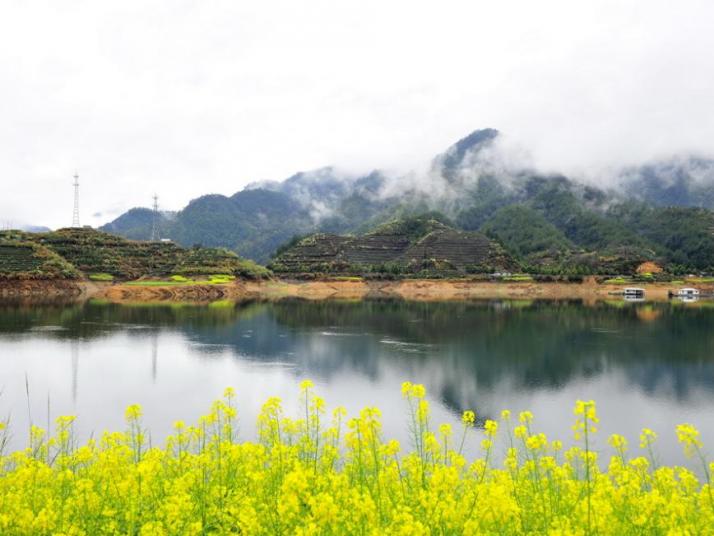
[125,275,237,287]
[503,274,534,282]
[208,274,236,284]
[88,272,114,281]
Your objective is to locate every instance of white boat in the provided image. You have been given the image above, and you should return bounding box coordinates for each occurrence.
[677,288,700,296]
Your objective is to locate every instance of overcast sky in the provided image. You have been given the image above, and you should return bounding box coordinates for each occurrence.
[2,0,714,229]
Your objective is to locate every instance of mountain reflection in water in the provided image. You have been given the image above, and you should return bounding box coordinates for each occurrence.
[0,299,712,465]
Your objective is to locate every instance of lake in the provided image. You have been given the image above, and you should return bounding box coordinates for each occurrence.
[1,298,712,466]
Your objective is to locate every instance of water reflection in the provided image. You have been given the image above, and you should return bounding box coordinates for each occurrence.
[177,300,714,407]
[0,299,713,465]
[71,340,79,402]
[4,299,714,404]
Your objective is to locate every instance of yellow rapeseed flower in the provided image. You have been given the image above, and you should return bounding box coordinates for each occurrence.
[125,404,143,422]
[639,428,657,449]
[401,381,413,397]
[300,379,315,391]
[462,410,476,425]
[608,434,628,452]
[0,382,710,535]
[411,384,426,399]
[484,419,498,438]
[526,433,547,451]
[676,423,703,457]
[572,400,598,440]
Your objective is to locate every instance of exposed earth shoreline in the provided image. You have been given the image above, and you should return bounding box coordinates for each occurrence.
[2,278,712,304]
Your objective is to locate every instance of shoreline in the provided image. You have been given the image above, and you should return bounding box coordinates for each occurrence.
[2,277,712,304]
[241,278,714,304]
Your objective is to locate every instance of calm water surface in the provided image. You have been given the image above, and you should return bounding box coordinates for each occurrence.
[1,299,712,466]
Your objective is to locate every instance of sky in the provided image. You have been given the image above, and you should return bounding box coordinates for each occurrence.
[2,0,714,229]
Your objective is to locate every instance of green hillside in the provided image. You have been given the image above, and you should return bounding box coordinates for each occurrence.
[271,199,714,277]
[456,175,712,274]
[102,189,314,263]
[99,129,714,273]
[0,228,269,280]
[480,205,573,258]
[0,239,79,280]
[270,215,516,277]
[100,207,175,241]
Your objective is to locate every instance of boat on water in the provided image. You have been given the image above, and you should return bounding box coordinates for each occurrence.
[677,288,700,297]
[667,287,708,300]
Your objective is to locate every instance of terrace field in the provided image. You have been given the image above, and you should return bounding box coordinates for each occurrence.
[270,216,516,277]
[0,240,79,280]
[0,228,269,281]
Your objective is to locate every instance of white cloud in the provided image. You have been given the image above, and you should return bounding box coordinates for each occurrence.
[1,0,714,228]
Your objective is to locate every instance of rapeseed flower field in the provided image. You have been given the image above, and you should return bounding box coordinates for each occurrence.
[0,381,712,534]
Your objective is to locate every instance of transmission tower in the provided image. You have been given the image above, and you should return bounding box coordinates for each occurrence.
[72,172,80,227]
[151,194,159,241]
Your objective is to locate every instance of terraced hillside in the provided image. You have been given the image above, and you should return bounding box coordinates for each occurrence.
[0,228,268,280]
[0,240,79,279]
[270,217,515,276]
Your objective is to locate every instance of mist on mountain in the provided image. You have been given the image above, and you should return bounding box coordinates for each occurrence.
[99,129,714,270]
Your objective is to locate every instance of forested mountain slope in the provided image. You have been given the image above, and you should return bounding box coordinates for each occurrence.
[101,129,714,272]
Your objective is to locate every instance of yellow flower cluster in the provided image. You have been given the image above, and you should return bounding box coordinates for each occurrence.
[0,383,711,534]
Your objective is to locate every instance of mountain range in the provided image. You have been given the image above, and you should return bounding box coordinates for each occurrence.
[100,129,714,272]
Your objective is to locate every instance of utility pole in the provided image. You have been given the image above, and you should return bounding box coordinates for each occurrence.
[72,172,80,227]
[151,194,159,241]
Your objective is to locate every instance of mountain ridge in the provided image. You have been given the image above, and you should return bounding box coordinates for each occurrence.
[99,128,714,272]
